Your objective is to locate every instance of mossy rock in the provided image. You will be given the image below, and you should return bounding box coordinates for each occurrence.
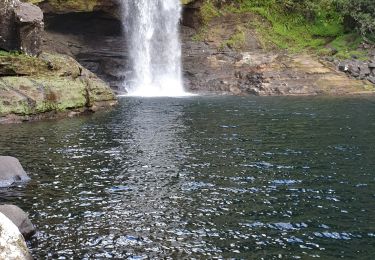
[0,51,116,121]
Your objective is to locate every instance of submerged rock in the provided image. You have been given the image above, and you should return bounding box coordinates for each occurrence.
[0,156,30,188]
[0,205,35,240]
[0,212,32,260]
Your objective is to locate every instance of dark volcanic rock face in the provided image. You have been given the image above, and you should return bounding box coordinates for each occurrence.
[42,12,129,92]
[182,0,202,29]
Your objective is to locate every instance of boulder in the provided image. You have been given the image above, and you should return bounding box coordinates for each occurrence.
[0,0,18,52]
[0,212,32,260]
[0,205,35,240]
[14,2,44,56]
[338,62,348,72]
[0,156,30,188]
[347,62,360,77]
[359,64,371,79]
[0,0,44,56]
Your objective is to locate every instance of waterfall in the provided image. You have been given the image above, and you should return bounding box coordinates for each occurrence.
[122,0,186,97]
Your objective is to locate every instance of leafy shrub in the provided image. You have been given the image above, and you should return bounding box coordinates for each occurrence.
[337,0,375,39]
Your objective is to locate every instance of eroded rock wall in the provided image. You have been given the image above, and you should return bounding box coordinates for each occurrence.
[21,0,374,96]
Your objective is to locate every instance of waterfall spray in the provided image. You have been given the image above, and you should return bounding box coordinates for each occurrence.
[122,0,186,97]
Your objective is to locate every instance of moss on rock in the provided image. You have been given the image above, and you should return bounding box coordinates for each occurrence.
[0,51,117,122]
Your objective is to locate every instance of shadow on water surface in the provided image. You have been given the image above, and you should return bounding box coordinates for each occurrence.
[0,96,375,258]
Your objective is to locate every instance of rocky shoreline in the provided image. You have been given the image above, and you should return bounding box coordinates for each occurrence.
[336,58,375,84]
[0,156,35,258]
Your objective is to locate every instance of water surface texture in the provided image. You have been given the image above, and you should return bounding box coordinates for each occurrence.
[0,96,375,259]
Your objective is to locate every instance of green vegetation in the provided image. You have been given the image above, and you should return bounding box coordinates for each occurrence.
[0,50,24,57]
[338,0,375,40]
[220,26,246,50]
[198,0,374,58]
[200,0,221,25]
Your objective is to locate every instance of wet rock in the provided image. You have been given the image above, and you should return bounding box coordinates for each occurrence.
[182,0,203,28]
[240,72,264,94]
[0,205,35,240]
[42,13,128,91]
[0,156,30,188]
[0,212,32,260]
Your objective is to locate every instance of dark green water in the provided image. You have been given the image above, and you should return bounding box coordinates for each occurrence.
[0,96,375,259]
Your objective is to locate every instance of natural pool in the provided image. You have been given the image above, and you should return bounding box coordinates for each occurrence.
[0,96,375,259]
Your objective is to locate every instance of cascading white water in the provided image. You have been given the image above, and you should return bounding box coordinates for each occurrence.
[122,0,186,97]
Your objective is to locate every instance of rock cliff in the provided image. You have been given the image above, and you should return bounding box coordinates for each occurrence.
[2,0,373,105]
[182,13,375,95]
